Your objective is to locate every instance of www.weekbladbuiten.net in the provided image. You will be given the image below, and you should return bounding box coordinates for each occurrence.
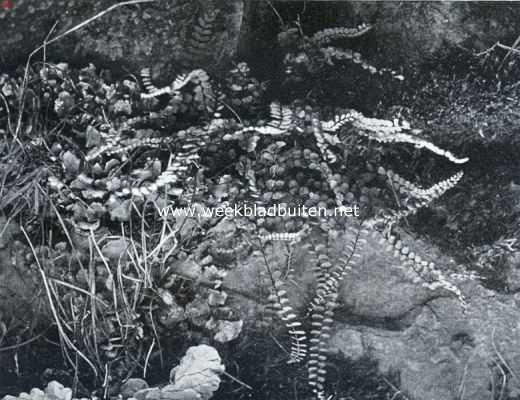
[158,203,360,219]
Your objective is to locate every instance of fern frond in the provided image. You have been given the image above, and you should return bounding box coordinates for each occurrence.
[308,226,364,314]
[184,7,218,66]
[322,112,358,133]
[312,117,337,164]
[140,67,159,94]
[267,279,308,364]
[243,160,261,204]
[172,73,192,91]
[258,231,305,243]
[328,110,470,163]
[379,167,463,204]
[268,102,294,131]
[383,171,464,224]
[320,47,404,80]
[233,103,294,137]
[376,230,467,307]
[85,143,116,162]
[361,129,469,164]
[306,226,365,399]
[311,24,373,46]
[379,167,429,199]
[140,69,197,99]
[190,69,216,113]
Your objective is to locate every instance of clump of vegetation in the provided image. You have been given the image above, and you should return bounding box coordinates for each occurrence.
[2,6,507,400]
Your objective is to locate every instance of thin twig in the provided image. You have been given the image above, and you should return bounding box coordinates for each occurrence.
[222,370,253,391]
[0,329,50,353]
[143,338,155,379]
[265,0,285,28]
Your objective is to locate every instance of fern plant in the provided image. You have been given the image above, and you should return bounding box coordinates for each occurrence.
[282,23,404,82]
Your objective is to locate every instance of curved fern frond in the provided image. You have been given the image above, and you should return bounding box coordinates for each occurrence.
[320,47,404,80]
[307,225,365,400]
[233,102,294,138]
[376,230,467,307]
[322,112,357,133]
[140,69,205,100]
[379,167,464,202]
[382,171,464,225]
[361,129,469,164]
[267,279,308,364]
[311,24,373,46]
[324,110,469,164]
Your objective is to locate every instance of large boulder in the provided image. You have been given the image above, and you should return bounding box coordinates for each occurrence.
[178,220,520,400]
[331,288,520,400]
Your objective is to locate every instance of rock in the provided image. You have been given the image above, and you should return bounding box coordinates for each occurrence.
[185,295,211,327]
[160,388,199,400]
[241,2,520,67]
[121,378,149,400]
[62,151,80,176]
[329,329,364,361]
[207,289,228,306]
[29,389,45,400]
[85,126,101,148]
[44,381,72,400]
[133,388,161,400]
[213,320,243,343]
[330,286,520,400]
[165,345,225,400]
[101,237,131,261]
[0,0,243,77]
[351,2,520,65]
[211,225,520,400]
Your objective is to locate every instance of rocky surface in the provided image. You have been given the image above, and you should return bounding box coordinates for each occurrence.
[0,0,243,78]
[349,2,520,65]
[330,287,520,400]
[201,222,520,400]
[3,2,520,75]
[241,2,520,68]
